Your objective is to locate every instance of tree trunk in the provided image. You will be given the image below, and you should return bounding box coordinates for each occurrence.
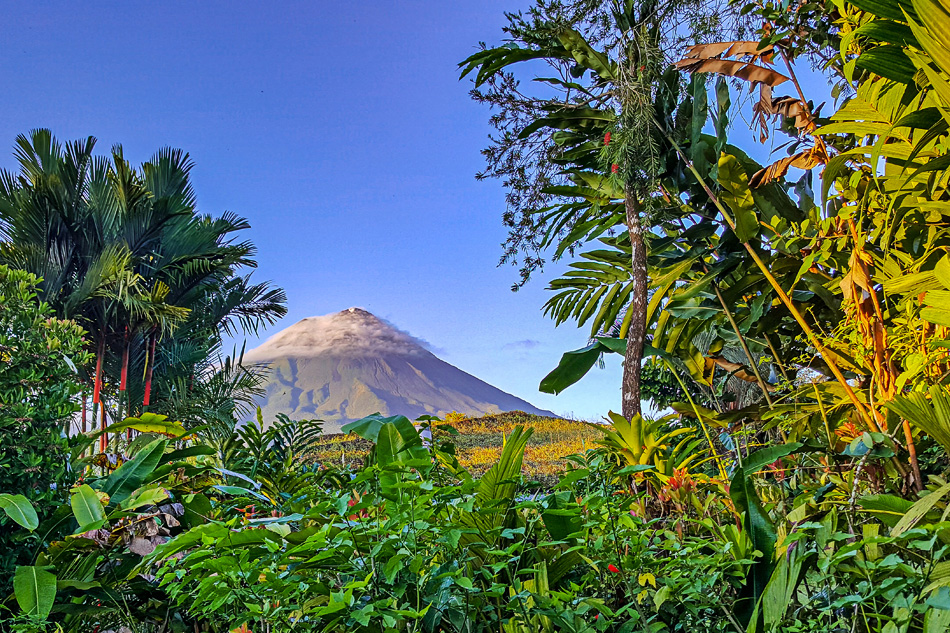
[92,337,104,406]
[143,330,156,410]
[622,185,648,419]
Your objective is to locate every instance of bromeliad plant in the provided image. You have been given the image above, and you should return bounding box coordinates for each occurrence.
[592,411,715,487]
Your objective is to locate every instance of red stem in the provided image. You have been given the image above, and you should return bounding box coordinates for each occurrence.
[92,338,104,404]
[99,398,107,454]
[119,327,129,392]
[143,332,156,408]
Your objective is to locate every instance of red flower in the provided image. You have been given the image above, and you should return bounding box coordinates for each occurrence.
[608,563,620,573]
[639,65,646,72]
[611,164,619,174]
[604,132,611,145]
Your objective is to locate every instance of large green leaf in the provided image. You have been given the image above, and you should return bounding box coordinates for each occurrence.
[717,153,759,242]
[892,482,950,535]
[460,426,534,548]
[849,0,918,22]
[541,491,584,541]
[459,45,570,87]
[0,493,39,531]
[375,421,429,468]
[97,412,188,439]
[99,438,168,505]
[730,442,803,627]
[741,443,805,475]
[886,385,950,456]
[70,484,106,531]
[556,28,615,81]
[855,46,918,83]
[14,565,56,619]
[859,494,916,527]
[539,341,607,395]
[539,337,629,394]
[761,536,806,630]
[342,413,421,446]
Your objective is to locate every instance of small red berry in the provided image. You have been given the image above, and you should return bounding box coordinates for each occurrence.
[608,563,620,573]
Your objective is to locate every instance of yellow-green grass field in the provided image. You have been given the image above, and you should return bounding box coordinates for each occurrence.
[306,411,601,483]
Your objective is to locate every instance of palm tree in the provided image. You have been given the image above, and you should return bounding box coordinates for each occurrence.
[0,130,286,441]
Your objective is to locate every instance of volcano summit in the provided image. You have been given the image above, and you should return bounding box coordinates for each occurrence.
[242,308,554,432]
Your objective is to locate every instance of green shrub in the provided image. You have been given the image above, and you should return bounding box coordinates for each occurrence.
[0,266,90,593]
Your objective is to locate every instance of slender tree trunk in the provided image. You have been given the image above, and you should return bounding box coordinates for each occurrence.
[119,327,129,392]
[622,185,648,419]
[92,337,104,407]
[93,336,105,453]
[120,328,130,440]
[100,404,107,454]
[143,330,156,410]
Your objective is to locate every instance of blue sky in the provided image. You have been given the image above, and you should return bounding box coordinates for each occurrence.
[0,3,828,420]
[0,1,625,419]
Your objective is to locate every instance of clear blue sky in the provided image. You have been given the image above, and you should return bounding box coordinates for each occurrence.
[0,1,625,419]
[1,3,827,419]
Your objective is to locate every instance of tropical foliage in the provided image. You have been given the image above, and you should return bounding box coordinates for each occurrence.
[11,0,950,631]
[0,266,90,596]
[0,130,286,442]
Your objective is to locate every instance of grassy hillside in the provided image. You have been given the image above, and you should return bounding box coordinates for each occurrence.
[307,411,601,483]
[432,411,601,481]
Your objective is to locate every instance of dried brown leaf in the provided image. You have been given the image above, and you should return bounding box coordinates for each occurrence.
[673,58,790,88]
[750,147,824,187]
[679,41,775,63]
[707,355,776,390]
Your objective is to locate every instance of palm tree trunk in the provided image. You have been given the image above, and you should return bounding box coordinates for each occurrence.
[120,328,129,440]
[100,404,107,454]
[143,330,156,410]
[93,337,106,453]
[119,327,129,392]
[92,337,104,407]
[622,185,647,419]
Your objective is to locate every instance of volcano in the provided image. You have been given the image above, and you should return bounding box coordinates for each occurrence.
[242,308,554,432]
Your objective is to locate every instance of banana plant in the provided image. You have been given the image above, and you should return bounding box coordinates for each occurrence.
[2,414,217,629]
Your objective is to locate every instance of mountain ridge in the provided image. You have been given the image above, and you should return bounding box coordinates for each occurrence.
[243,308,555,432]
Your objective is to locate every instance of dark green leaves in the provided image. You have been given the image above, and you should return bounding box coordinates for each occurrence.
[14,566,56,619]
[717,153,759,242]
[855,46,918,83]
[885,385,950,456]
[556,28,615,81]
[69,484,106,531]
[539,337,626,394]
[0,494,38,531]
[459,46,569,87]
[730,443,804,626]
[99,438,168,505]
[849,0,918,23]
